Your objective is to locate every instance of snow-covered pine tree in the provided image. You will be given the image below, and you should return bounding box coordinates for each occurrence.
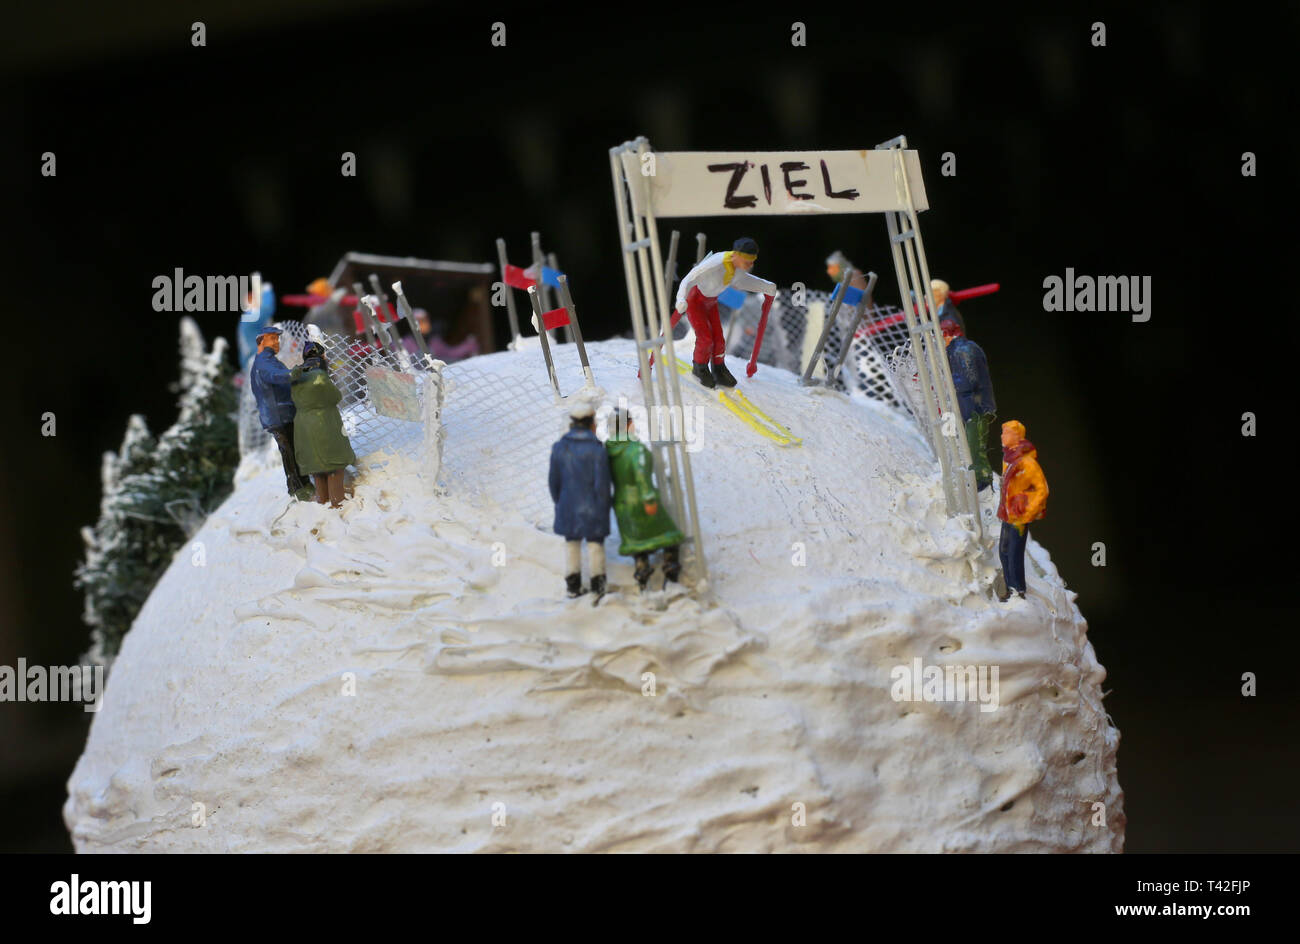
[77,317,240,659]
[174,314,210,396]
[150,319,240,536]
[77,415,162,661]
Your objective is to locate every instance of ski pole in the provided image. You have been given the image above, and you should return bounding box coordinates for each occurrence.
[392,280,430,360]
[527,286,561,398]
[495,238,522,345]
[827,271,878,387]
[800,269,852,384]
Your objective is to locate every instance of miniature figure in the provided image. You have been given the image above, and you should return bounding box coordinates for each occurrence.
[675,237,776,388]
[304,280,351,338]
[249,325,311,499]
[941,320,996,490]
[290,341,357,508]
[400,308,434,357]
[997,420,1048,600]
[548,394,611,599]
[237,280,276,372]
[930,279,966,335]
[606,407,684,590]
[398,307,480,362]
[825,250,869,290]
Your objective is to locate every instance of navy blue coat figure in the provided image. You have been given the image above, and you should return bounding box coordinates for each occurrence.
[548,395,611,599]
[250,346,296,430]
[249,326,308,497]
[930,278,966,335]
[942,321,997,491]
[936,299,965,336]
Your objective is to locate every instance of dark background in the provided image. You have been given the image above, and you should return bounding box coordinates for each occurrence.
[1,1,1295,852]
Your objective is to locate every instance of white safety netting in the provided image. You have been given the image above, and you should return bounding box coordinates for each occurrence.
[238,320,563,527]
[236,288,933,528]
[239,322,441,475]
[716,287,918,416]
[436,360,568,532]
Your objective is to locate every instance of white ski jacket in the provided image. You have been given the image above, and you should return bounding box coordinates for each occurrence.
[675,251,777,313]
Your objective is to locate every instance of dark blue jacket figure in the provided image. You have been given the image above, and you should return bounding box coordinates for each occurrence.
[249,325,308,498]
[937,299,965,336]
[942,322,997,492]
[251,346,297,430]
[946,335,996,422]
[549,426,611,541]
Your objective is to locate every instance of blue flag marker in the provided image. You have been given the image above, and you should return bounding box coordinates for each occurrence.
[718,286,747,309]
[542,266,564,289]
[830,284,865,307]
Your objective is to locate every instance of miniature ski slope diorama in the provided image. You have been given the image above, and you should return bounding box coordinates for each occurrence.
[65,138,1122,853]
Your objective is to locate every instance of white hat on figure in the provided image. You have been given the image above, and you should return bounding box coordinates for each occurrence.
[568,387,601,420]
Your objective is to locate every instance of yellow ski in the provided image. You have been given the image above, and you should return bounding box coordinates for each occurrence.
[718,390,797,445]
[725,389,802,445]
[676,359,800,446]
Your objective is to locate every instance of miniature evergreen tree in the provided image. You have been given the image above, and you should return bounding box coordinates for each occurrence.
[151,324,240,536]
[77,318,240,659]
[175,315,210,396]
[77,415,161,660]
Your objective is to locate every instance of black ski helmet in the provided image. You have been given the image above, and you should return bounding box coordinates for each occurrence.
[733,237,759,256]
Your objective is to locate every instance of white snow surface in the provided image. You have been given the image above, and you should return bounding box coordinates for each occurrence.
[65,339,1123,852]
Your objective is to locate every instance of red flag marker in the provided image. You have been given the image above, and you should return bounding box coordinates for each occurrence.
[504,264,537,290]
[541,307,571,331]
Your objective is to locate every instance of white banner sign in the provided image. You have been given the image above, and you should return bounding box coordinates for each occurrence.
[624,149,929,218]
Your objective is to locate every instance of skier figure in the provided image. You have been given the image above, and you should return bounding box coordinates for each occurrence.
[997,420,1048,601]
[606,406,684,590]
[941,320,997,490]
[548,393,611,599]
[290,341,356,509]
[249,325,311,499]
[674,237,776,389]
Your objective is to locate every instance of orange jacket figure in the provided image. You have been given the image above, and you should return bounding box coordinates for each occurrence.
[997,420,1048,527]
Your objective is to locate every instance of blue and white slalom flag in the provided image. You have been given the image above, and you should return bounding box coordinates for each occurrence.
[829,283,865,307]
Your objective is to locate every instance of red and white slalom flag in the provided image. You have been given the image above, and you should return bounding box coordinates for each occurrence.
[504,263,538,290]
[531,306,571,332]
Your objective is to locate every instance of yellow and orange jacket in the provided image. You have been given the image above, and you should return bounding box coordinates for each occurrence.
[998,439,1048,527]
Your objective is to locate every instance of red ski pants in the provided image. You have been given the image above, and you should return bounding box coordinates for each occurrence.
[683,286,726,365]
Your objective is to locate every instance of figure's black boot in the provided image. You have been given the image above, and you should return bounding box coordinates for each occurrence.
[633,554,652,590]
[691,363,716,388]
[663,546,682,583]
[711,361,737,388]
[565,573,586,598]
[590,574,607,601]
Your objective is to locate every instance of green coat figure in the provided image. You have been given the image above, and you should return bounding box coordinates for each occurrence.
[606,409,684,589]
[290,343,356,507]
